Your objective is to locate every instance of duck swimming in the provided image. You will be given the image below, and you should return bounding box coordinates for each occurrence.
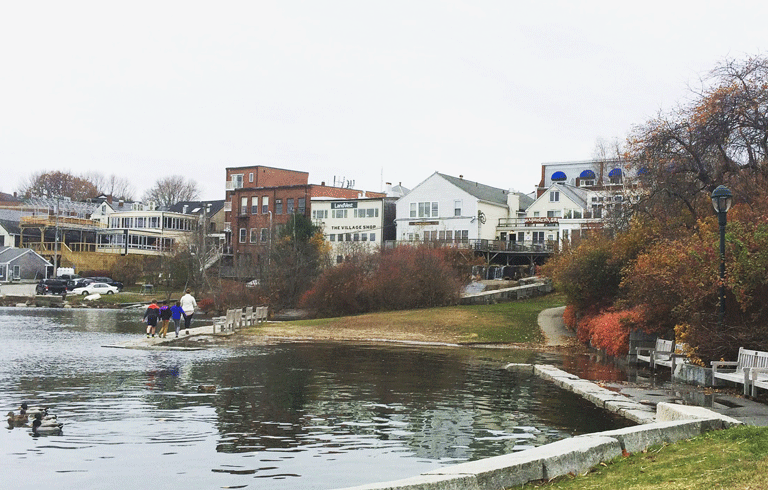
[7,411,28,427]
[31,413,63,435]
[20,402,48,417]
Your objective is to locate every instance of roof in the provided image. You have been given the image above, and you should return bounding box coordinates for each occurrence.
[0,247,52,265]
[437,173,533,209]
[541,183,590,208]
[0,219,20,234]
[167,200,226,216]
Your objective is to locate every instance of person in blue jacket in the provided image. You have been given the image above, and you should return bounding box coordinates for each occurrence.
[170,300,186,338]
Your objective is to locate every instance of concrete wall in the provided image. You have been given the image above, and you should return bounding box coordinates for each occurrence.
[459,280,552,305]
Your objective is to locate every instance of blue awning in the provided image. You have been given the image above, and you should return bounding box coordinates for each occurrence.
[551,171,567,181]
[608,168,622,177]
[579,170,596,179]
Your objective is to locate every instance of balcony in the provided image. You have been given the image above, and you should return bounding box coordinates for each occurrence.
[225,180,243,191]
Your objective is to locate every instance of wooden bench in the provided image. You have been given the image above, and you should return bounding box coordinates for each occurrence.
[654,342,689,370]
[636,339,677,370]
[749,367,768,397]
[711,347,768,396]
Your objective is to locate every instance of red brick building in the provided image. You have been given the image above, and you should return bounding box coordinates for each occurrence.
[223,165,384,276]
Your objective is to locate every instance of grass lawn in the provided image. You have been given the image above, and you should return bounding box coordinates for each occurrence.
[521,425,768,490]
[246,293,566,344]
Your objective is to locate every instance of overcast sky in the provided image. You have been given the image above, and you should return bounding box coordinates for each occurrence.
[1,1,765,201]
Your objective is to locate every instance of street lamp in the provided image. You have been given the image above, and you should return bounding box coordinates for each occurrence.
[711,185,732,328]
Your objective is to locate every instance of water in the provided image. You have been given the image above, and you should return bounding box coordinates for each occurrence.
[1,307,630,489]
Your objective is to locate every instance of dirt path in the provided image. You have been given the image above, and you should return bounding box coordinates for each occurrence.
[537,306,574,346]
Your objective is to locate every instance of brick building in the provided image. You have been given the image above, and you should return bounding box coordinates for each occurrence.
[223,165,384,277]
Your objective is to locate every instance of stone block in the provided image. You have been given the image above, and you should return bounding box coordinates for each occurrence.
[425,450,544,489]
[656,402,742,427]
[334,473,479,490]
[537,436,622,480]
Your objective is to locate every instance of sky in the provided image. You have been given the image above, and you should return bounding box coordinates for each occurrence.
[1,1,766,201]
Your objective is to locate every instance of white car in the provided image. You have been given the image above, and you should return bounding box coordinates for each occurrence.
[72,282,119,296]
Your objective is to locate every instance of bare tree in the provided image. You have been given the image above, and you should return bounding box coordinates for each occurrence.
[627,55,768,227]
[86,172,135,200]
[18,170,99,200]
[142,175,200,207]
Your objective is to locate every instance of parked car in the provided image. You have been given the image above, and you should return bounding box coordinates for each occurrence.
[72,282,119,296]
[67,277,94,291]
[36,279,68,295]
[84,276,124,291]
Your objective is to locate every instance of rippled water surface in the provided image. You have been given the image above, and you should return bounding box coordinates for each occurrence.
[1,307,630,489]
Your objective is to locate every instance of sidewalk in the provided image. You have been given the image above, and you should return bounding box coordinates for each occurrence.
[103,322,234,350]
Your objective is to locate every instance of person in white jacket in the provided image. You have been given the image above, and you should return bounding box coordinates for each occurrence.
[179,288,197,330]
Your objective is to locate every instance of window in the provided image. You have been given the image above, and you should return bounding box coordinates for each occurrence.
[287,198,294,214]
[312,209,328,219]
[332,209,347,219]
[260,228,268,242]
[547,210,561,218]
[298,198,306,214]
[240,197,248,215]
[329,234,335,242]
[239,228,247,243]
[412,201,438,218]
[361,233,368,242]
[369,233,375,242]
[416,201,438,218]
[454,200,462,216]
[249,172,254,183]
[458,230,469,242]
[275,199,283,215]
[262,196,269,214]
[250,228,258,243]
[353,233,360,242]
[251,197,259,214]
[336,255,343,264]
[550,191,560,202]
[533,231,544,244]
[232,174,243,189]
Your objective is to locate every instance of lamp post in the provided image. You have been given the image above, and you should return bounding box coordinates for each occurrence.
[711,185,732,328]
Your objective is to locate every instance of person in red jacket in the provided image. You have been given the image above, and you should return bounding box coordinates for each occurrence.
[143,300,160,338]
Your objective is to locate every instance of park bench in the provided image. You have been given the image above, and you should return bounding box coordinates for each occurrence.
[654,342,690,370]
[711,347,768,396]
[636,338,682,370]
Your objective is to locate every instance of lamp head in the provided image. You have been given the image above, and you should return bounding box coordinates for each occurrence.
[711,185,733,214]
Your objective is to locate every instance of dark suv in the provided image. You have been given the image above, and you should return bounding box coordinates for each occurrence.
[36,279,68,295]
[86,276,124,291]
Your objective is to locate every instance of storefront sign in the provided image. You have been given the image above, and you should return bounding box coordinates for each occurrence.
[332,202,358,209]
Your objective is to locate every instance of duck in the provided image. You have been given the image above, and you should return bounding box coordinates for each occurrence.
[31,412,63,435]
[7,411,29,427]
[19,403,49,417]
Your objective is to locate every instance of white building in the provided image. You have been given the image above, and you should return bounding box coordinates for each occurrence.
[96,209,197,255]
[395,172,533,244]
[312,197,396,263]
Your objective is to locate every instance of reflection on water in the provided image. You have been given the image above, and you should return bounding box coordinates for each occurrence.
[0,307,630,490]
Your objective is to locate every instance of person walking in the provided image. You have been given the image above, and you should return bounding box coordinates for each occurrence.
[170,300,185,338]
[179,288,197,332]
[158,301,172,338]
[143,299,160,338]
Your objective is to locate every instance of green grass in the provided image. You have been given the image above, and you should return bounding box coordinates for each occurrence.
[521,426,768,490]
[265,293,566,344]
